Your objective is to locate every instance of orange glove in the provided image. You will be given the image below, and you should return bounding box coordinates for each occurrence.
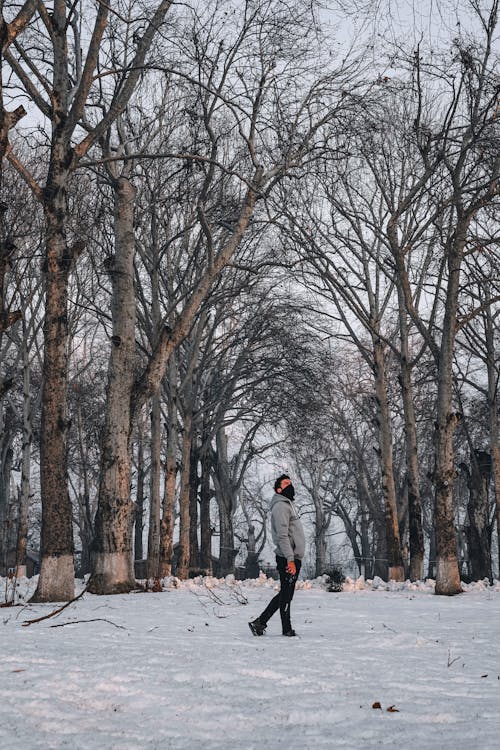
[286,561,296,576]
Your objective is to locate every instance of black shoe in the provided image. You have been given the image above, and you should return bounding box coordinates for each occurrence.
[282,629,297,637]
[248,618,266,636]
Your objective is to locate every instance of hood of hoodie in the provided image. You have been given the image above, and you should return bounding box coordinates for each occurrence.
[270,492,299,518]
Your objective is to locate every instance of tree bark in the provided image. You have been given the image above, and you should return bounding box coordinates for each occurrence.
[189,443,200,573]
[176,409,192,579]
[314,495,327,577]
[372,338,404,581]
[213,427,237,577]
[199,444,213,575]
[147,394,162,578]
[88,176,137,594]
[16,330,32,577]
[31,168,75,602]
[463,452,492,582]
[159,356,178,577]
[397,282,424,581]
[134,419,146,563]
[0,403,13,573]
[484,293,500,580]
[433,248,463,595]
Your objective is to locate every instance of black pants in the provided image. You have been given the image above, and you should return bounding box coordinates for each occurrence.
[259,555,301,633]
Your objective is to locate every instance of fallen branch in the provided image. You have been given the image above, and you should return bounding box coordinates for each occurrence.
[50,618,126,630]
[22,587,87,627]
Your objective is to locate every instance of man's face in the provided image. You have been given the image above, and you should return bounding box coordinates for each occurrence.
[277,477,292,494]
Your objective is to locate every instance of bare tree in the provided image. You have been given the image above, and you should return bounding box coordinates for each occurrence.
[385,7,500,594]
[5,0,174,601]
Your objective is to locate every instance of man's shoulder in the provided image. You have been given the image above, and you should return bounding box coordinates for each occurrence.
[270,495,291,512]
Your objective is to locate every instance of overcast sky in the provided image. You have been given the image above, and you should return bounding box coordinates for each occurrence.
[321,0,500,55]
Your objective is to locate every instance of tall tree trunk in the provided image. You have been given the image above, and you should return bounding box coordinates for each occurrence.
[189,444,200,574]
[214,428,236,577]
[16,332,31,577]
[355,467,376,578]
[0,405,13,573]
[176,409,192,579]
[359,501,370,578]
[134,418,146,563]
[147,394,162,578]
[88,176,136,594]
[159,356,178,577]
[464,451,492,582]
[372,338,404,581]
[146,203,162,578]
[243,522,259,578]
[484,293,500,580]
[397,283,424,581]
[32,177,75,602]
[73,400,94,577]
[199,444,212,575]
[433,250,462,595]
[372,522,387,579]
[314,505,327,577]
[426,528,436,579]
[218,496,236,577]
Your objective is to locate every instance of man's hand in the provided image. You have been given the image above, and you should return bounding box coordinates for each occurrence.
[286,561,296,576]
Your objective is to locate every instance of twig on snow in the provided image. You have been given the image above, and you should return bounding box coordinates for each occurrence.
[50,618,126,630]
[22,587,87,627]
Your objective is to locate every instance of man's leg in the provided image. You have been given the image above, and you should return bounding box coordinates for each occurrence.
[279,558,301,634]
[255,556,287,625]
[249,556,287,635]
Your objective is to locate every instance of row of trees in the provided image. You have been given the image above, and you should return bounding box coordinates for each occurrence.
[0,0,499,600]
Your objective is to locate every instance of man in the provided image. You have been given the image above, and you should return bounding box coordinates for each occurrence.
[249,474,305,637]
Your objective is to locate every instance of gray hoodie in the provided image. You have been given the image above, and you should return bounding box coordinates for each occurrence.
[270,493,306,562]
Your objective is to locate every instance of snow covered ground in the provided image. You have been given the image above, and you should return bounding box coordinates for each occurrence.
[1,574,500,750]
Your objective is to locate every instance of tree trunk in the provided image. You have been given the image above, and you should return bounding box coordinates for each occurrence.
[484,293,500,580]
[433,251,462,596]
[31,179,75,602]
[397,283,424,581]
[244,523,260,578]
[314,508,327,577]
[159,356,178,577]
[372,338,404,581]
[214,428,236,577]
[176,410,192,579]
[147,394,162,578]
[490,420,500,581]
[372,522,387,580]
[88,176,136,594]
[218,497,236,577]
[134,419,146,563]
[464,451,492,582]
[0,406,13,573]
[426,528,435,579]
[73,398,94,577]
[15,324,33,577]
[199,445,212,575]
[359,503,370,578]
[189,444,200,574]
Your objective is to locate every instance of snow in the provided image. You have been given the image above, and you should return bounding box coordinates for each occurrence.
[2,574,500,749]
